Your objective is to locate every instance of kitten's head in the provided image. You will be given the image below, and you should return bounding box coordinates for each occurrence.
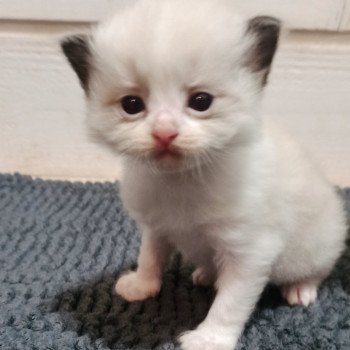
[61,0,280,172]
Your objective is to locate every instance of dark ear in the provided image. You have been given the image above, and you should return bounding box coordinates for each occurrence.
[61,34,91,91]
[244,16,281,86]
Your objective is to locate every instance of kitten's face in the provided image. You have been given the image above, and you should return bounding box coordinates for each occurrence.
[86,52,254,171]
[62,0,280,172]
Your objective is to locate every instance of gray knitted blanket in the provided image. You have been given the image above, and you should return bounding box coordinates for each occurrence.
[0,174,349,350]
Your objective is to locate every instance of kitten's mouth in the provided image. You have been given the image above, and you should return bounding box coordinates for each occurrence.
[149,146,185,169]
[154,147,182,159]
[138,146,207,172]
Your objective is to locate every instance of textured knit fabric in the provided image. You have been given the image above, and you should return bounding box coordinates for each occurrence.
[0,173,349,350]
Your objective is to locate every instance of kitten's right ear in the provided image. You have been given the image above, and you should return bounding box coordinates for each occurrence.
[243,16,281,86]
[60,34,91,92]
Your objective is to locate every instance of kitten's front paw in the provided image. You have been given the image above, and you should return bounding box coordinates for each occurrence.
[115,271,161,302]
[179,330,234,350]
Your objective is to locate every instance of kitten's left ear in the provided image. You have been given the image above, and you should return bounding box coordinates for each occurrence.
[61,34,91,92]
[244,16,281,86]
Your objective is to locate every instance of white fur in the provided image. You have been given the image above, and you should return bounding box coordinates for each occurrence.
[83,1,347,349]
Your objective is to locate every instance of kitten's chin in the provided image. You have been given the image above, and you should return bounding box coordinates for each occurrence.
[148,151,187,172]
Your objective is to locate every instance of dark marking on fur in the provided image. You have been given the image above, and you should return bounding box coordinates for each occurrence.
[245,16,281,86]
[61,34,91,91]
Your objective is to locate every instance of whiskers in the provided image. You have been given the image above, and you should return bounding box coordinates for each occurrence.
[146,158,162,175]
[116,139,225,181]
[182,148,223,181]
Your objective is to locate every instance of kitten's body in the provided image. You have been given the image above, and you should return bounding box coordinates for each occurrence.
[62,0,347,349]
[122,121,344,286]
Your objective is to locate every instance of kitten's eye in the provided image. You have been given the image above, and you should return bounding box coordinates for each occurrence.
[188,92,213,112]
[121,95,145,115]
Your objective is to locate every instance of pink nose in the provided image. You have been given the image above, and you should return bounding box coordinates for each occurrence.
[152,130,178,147]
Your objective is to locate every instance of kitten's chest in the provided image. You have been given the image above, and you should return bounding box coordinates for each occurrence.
[122,174,226,232]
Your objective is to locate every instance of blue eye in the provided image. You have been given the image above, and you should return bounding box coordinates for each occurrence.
[188,92,213,112]
[121,96,145,114]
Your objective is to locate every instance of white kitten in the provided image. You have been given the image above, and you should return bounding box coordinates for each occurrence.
[62,1,347,349]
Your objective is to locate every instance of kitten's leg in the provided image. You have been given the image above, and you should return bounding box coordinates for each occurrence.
[281,278,320,306]
[179,254,271,350]
[115,229,172,302]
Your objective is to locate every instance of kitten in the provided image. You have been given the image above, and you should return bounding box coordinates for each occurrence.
[61,0,347,349]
